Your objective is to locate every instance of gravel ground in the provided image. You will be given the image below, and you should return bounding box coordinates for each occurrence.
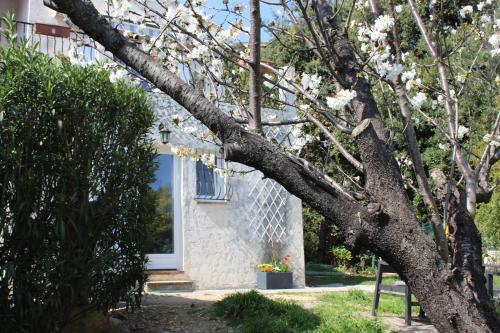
[111,287,436,333]
[111,294,235,333]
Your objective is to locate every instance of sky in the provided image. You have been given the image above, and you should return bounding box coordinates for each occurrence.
[204,0,282,42]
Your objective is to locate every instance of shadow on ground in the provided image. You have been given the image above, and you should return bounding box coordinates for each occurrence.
[111,294,234,333]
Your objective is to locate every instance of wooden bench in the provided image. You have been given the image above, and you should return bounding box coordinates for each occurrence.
[371,259,423,326]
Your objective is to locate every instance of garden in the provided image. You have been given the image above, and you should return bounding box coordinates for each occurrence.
[1,0,500,331]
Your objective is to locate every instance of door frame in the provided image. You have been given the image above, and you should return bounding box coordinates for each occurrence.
[146,149,183,270]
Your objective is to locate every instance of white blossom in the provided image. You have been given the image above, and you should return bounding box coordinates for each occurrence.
[201,153,215,168]
[401,70,416,82]
[477,2,485,11]
[459,6,473,18]
[488,33,500,57]
[395,5,403,13]
[385,64,404,82]
[409,92,427,109]
[480,15,492,24]
[457,125,469,140]
[373,15,395,33]
[300,73,322,93]
[326,89,357,110]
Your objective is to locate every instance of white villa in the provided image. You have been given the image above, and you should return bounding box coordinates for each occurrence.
[0,0,306,291]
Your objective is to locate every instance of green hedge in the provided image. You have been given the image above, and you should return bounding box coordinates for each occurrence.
[0,20,156,332]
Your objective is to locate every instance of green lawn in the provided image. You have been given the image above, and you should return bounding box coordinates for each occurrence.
[213,289,500,333]
[306,273,398,287]
[306,266,500,287]
[212,290,418,333]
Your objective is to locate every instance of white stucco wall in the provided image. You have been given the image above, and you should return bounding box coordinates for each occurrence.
[0,0,23,21]
[180,159,305,289]
[150,94,306,289]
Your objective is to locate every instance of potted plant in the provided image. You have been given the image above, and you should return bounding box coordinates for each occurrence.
[257,254,293,289]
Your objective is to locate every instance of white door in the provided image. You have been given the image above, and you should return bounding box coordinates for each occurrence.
[146,154,182,270]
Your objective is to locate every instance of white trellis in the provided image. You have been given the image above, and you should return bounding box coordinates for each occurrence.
[245,173,290,243]
[244,123,295,244]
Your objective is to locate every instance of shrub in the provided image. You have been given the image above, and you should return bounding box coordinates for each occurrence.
[332,245,352,269]
[212,291,320,333]
[476,190,500,250]
[0,19,156,332]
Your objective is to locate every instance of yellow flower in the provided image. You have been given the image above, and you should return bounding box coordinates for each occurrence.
[258,264,273,272]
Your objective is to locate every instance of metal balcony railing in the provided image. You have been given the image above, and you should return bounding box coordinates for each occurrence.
[0,21,97,62]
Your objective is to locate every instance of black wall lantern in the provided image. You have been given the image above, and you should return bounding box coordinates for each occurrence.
[158,122,171,144]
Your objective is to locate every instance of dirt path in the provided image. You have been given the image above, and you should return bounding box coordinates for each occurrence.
[112,294,234,333]
[111,290,436,333]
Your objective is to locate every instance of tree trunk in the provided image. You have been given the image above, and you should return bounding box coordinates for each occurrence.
[317,218,334,264]
[49,1,500,331]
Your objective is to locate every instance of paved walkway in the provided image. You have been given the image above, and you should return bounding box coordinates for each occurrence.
[146,283,374,298]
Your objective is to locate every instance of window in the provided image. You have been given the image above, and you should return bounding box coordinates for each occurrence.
[195,155,231,201]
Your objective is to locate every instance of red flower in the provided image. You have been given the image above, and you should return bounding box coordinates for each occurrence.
[284,255,291,261]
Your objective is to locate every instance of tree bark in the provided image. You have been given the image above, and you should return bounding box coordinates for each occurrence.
[247,0,262,133]
[49,1,500,332]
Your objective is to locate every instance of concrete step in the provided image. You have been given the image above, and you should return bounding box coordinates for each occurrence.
[145,270,189,282]
[145,280,194,292]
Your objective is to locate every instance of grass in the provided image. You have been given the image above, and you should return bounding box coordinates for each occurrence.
[494,275,500,287]
[212,290,320,333]
[212,290,418,333]
[306,274,399,287]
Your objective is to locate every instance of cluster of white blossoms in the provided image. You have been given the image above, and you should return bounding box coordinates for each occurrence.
[108,0,243,100]
[483,134,500,147]
[200,152,216,168]
[326,89,357,110]
[357,15,394,43]
[455,1,499,57]
[356,16,405,83]
[409,92,427,110]
[168,143,237,175]
[489,31,500,57]
[300,73,322,96]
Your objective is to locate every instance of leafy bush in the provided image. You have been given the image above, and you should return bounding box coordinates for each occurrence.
[476,190,500,250]
[0,21,156,332]
[212,291,320,333]
[332,246,353,268]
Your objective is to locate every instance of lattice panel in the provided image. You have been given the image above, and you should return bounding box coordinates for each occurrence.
[245,125,292,244]
[245,173,289,243]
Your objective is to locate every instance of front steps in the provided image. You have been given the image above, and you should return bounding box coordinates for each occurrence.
[145,270,194,292]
